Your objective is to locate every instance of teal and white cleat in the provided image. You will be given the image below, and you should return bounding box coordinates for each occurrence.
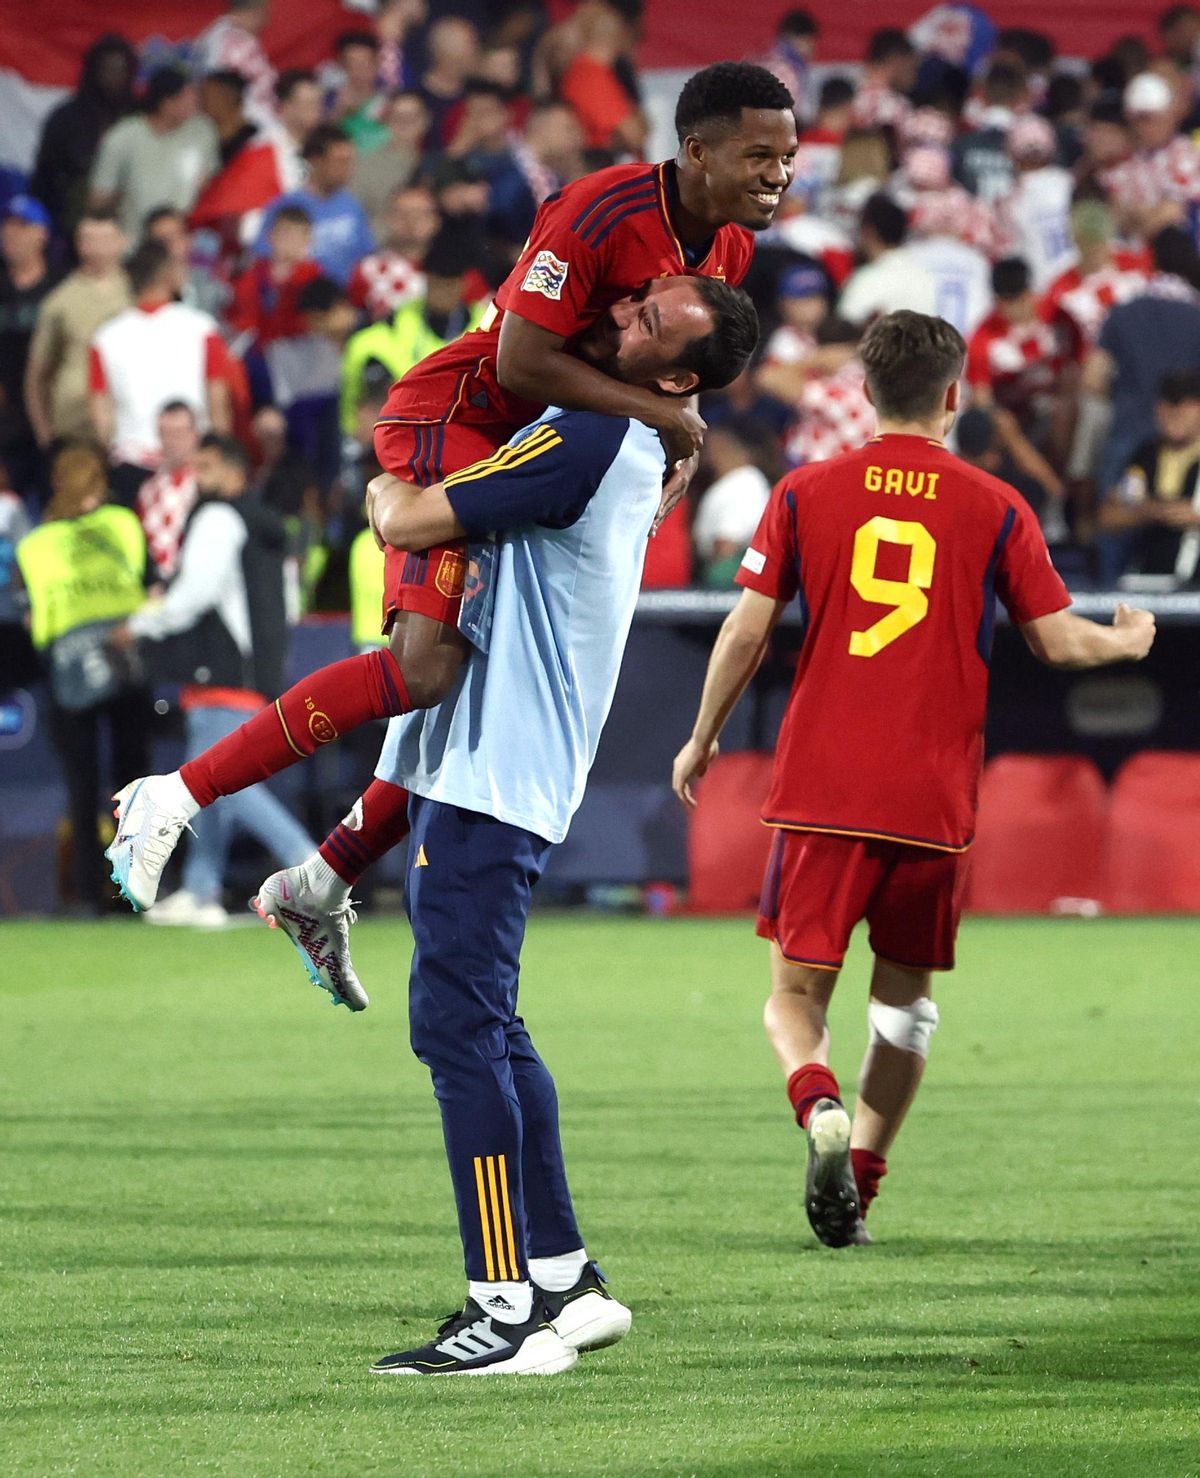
[251,866,369,1012]
[105,776,195,913]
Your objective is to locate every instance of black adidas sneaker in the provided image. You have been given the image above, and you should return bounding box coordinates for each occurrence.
[805,1097,864,1248]
[534,1262,632,1352]
[370,1295,577,1377]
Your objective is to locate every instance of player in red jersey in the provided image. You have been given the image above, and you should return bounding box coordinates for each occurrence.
[103,62,797,985]
[672,311,1156,1248]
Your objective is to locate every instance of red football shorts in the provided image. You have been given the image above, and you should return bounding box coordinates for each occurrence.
[374,416,512,632]
[756,829,967,972]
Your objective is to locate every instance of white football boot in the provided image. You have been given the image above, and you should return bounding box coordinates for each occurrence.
[252,863,369,1012]
[106,775,197,913]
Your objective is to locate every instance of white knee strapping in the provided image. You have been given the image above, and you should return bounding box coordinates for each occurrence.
[868,998,939,1058]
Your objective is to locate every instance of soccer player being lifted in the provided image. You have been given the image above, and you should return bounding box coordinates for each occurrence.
[672,311,1156,1248]
[106,64,798,989]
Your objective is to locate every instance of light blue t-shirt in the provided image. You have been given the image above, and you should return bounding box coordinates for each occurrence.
[255,189,375,286]
[376,408,665,843]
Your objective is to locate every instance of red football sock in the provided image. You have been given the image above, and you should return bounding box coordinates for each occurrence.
[180,649,410,807]
[319,777,412,885]
[851,1149,887,1216]
[786,1062,841,1129]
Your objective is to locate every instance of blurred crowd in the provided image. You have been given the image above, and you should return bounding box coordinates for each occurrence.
[6,0,1200,910]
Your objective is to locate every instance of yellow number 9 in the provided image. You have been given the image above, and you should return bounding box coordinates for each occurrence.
[848,516,937,658]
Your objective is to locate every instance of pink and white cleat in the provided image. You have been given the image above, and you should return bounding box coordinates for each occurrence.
[251,865,369,1012]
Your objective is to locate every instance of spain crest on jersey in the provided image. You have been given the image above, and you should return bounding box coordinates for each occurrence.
[520,249,569,301]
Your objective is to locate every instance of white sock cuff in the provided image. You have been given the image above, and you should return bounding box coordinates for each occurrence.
[167,771,202,819]
[527,1248,588,1292]
[468,1279,533,1323]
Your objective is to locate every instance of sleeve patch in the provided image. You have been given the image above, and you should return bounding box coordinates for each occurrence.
[741,547,767,574]
[520,250,570,301]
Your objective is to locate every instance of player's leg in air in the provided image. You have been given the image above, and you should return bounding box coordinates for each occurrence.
[105,422,493,1007]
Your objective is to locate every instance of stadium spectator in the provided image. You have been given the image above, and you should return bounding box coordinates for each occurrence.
[443,82,537,251]
[783,316,875,465]
[375,0,428,93]
[255,125,374,286]
[193,0,277,129]
[955,403,1050,516]
[113,432,316,927]
[761,9,820,123]
[1077,97,1134,200]
[902,144,998,255]
[966,256,1067,529]
[417,15,483,145]
[255,276,353,492]
[838,193,937,325]
[793,77,855,208]
[820,128,891,242]
[324,30,389,151]
[88,67,220,241]
[1106,71,1200,236]
[0,462,36,690]
[996,115,1074,291]
[1040,200,1150,364]
[755,260,831,399]
[347,183,439,322]
[693,423,772,587]
[0,197,60,494]
[228,205,321,347]
[134,402,200,580]
[340,227,484,434]
[30,34,137,241]
[852,29,917,132]
[1159,5,1200,77]
[201,69,258,169]
[142,207,229,320]
[559,2,647,155]
[1085,227,1200,498]
[952,61,1026,204]
[904,180,994,338]
[88,240,232,503]
[24,209,130,453]
[1044,70,1086,167]
[351,91,432,238]
[269,68,321,191]
[517,101,591,200]
[15,442,152,913]
[1099,369,1200,585]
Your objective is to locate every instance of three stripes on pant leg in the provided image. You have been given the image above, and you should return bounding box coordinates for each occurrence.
[473,1153,522,1281]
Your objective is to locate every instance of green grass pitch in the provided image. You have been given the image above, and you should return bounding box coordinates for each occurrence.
[4,913,1199,1476]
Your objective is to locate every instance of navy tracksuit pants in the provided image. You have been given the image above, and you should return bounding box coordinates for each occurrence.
[405,796,583,1282]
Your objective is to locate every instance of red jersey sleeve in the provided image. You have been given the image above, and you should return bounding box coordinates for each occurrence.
[994,496,1070,624]
[734,475,799,602]
[493,186,614,337]
[88,344,108,394]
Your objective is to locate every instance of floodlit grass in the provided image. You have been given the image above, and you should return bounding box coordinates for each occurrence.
[3,914,1198,1476]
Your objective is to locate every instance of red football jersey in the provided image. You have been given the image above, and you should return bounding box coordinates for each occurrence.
[378,161,754,431]
[736,436,1070,851]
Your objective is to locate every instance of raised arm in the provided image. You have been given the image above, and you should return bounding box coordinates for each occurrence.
[672,588,785,807]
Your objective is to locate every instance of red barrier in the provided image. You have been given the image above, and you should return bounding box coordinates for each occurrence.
[1106,752,1200,914]
[966,755,1109,913]
[687,751,776,912]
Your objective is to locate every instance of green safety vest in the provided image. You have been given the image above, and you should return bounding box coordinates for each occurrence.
[340,298,487,435]
[349,526,386,648]
[16,504,146,650]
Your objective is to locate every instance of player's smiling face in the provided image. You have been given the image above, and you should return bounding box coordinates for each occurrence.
[690,108,798,231]
[574,278,712,391]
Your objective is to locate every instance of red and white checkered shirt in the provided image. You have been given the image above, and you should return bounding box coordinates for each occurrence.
[851,81,912,134]
[910,186,999,256]
[785,359,876,466]
[347,251,426,322]
[194,17,277,128]
[136,465,198,580]
[1100,136,1200,213]
[966,310,1063,419]
[1039,249,1152,360]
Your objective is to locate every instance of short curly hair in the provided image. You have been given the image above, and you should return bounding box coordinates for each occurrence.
[674,63,795,141]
